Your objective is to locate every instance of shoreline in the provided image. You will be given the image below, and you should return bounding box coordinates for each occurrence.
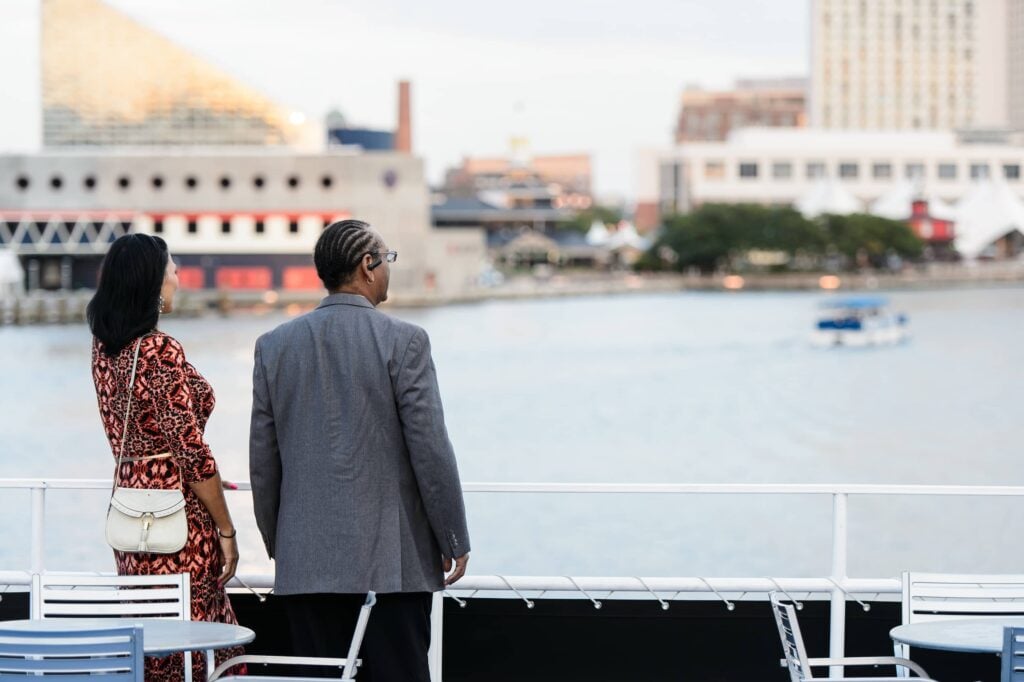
[2,265,1022,325]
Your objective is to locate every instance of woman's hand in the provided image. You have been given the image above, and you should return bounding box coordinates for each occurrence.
[218,534,239,589]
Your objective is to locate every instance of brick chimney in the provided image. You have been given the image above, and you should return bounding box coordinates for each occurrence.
[395,80,412,153]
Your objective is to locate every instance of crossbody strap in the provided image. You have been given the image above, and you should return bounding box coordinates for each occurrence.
[112,336,145,498]
[113,333,183,493]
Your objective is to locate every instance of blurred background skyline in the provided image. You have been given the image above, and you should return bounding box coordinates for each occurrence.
[0,0,809,199]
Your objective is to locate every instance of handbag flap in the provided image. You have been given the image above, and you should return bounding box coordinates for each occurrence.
[110,488,186,518]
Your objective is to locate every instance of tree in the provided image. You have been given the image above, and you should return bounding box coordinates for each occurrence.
[642,204,922,273]
[562,205,623,233]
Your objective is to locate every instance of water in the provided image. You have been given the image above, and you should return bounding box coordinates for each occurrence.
[1,287,1022,580]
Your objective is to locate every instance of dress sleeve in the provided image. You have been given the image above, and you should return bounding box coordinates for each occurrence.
[147,336,218,484]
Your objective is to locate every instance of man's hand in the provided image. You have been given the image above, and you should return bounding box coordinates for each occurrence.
[443,553,469,586]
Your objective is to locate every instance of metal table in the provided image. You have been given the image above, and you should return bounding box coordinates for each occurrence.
[890,617,1024,654]
[2,618,254,681]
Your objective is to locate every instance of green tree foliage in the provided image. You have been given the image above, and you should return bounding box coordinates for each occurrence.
[562,205,623,233]
[818,213,924,264]
[648,203,923,273]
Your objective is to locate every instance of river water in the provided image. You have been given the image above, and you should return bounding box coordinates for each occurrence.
[1,287,1021,579]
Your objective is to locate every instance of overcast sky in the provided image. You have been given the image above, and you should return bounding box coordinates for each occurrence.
[0,0,808,199]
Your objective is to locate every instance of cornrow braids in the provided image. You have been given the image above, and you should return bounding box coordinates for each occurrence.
[314,219,379,290]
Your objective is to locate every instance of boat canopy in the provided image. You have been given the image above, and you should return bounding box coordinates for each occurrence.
[818,295,889,309]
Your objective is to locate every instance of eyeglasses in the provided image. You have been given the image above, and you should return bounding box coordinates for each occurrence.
[367,250,398,271]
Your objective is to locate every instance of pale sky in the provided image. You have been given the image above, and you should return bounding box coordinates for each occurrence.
[0,0,809,199]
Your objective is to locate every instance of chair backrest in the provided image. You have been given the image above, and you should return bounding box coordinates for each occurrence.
[903,572,1024,625]
[0,625,144,680]
[770,592,812,682]
[341,591,377,680]
[1004,627,1024,682]
[32,573,191,620]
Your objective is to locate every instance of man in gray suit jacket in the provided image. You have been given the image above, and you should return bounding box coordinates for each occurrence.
[250,219,470,682]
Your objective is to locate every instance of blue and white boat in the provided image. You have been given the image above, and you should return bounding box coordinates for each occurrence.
[811,295,909,347]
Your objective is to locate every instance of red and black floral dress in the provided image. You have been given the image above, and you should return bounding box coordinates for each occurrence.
[92,331,244,682]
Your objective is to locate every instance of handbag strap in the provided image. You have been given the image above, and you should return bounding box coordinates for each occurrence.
[113,333,183,493]
[112,336,145,497]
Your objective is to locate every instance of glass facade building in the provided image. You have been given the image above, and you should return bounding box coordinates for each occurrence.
[42,0,302,147]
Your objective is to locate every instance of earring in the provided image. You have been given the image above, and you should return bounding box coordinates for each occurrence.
[158,295,165,314]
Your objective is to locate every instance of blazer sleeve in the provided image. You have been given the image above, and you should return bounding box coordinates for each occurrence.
[249,340,281,559]
[148,337,218,484]
[395,327,471,559]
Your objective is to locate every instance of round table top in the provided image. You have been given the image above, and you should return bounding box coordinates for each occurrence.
[890,617,1024,654]
[1,618,254,657]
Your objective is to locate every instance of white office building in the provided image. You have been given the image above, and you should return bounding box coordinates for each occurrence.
[658,128,1024,213]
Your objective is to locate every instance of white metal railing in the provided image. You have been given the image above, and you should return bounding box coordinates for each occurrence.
[3,478,1024,680]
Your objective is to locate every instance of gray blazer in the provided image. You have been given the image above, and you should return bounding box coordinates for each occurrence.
[249,293,471,595]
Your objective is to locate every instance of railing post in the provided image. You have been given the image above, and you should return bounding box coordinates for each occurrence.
[30,484,46,574]
[830,492,848,679]
[428,591,444,681]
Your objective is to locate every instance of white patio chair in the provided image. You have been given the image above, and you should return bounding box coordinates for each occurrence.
[32,573,195,680]
[770,592,933,682]
[1003,626,1024,682]
[31,572,191,620]
[0,624,144,680]
[210,591,376,681]
[896,571,1024,667]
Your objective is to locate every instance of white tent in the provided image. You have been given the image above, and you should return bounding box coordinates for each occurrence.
[585,220,610,246]
[795,178,863,218]
[869,179,957,222]
[953,179,1024,259]
[0,250,24,300]
[606,221,650,251]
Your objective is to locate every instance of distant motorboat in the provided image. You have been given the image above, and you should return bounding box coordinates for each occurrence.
[810,295,909,347]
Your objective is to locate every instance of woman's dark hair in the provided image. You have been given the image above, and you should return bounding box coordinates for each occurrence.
[314,219,377,290]
[87,233,169,356]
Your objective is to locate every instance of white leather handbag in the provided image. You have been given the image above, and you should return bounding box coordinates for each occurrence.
[104,335,188,554]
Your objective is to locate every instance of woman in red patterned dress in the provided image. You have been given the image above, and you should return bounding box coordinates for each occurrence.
[88,234,245,682]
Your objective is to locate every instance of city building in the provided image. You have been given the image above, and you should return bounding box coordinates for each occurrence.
[41,0,314,147]
[810,0,1009,130]
[0,0,484,298]
[434,152,592,237]
[324,80,413,153]
[1009,0,1024,130]
[674,78,807,143]
[443,153,593,208]
[657,128,1024,210]
[653,128,1024,257]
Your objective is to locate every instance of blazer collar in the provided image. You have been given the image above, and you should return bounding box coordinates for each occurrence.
[317,293,375,310]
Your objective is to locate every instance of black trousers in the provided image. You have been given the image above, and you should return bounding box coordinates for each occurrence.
[283,592,433,682]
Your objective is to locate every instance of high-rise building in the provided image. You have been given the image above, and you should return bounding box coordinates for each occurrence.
[41,0,307,147]
[674,78,807,143]
[1009,0,1024,130]
[810,0,1008,130]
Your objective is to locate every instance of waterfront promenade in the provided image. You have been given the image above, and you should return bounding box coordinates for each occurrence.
[1,261,1022,325]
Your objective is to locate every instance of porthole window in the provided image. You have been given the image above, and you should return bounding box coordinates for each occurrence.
[185,176,198,190]
[287,175,300,189]
[117,176,131,190]
[50,176,63,190]
[151,175,164,189]
[15,176,29,190]
[321,175,333,189]
[219,176,231,190]
[83,175,97,190]
[253,175,265,189]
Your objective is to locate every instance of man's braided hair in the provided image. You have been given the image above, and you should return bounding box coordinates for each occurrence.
[314,219,380,290]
